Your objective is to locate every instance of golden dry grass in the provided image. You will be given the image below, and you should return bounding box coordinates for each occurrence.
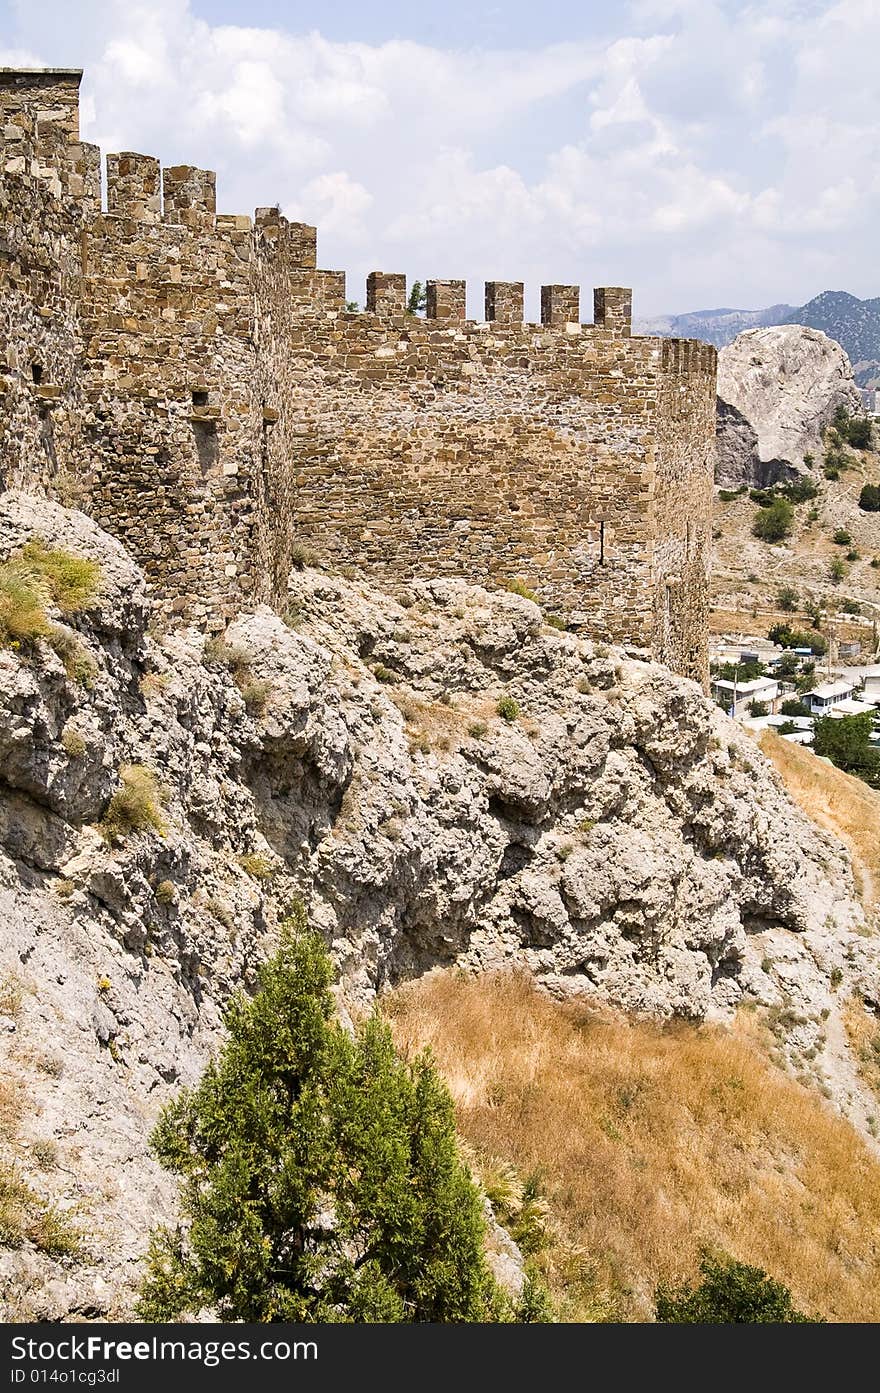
[387,969,880,1322]
[759,728,880,907]
[843,995,880,1105]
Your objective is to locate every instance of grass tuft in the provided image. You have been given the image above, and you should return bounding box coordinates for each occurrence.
[101,765,166,843]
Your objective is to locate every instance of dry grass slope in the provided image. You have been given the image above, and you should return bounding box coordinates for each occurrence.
[759,728,880,908]
[388,969,880,1322]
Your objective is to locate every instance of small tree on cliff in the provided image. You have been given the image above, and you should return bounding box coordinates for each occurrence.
[136,915,508,1323]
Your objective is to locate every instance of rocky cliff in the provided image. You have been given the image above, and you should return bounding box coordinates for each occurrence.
[0,492,877,1319]
[716,324,862,486]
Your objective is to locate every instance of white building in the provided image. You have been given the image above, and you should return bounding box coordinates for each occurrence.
[712,675,782,719]
[803,680,856,715]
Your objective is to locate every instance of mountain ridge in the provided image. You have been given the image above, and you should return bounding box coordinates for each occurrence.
[636,291,880,389]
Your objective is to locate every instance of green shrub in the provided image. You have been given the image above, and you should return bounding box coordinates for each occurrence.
[137,923,511,1323]
[832,528,852,546]
[718,487,746,503]
[859,484,880,512]
[101,765,166,842]
[768,624,827,655]
[468,721,488,739]
[747,700,769,717]
[752,498,793,543]
[829,555,847,582]
[656,1253,821,1323]
[545,614,567,630]
[373,664,396,685]
[496,695,521,723]
[840,598,862,615]
[780,477,818,504]
[775,650,799,677]
[777,720,799,735]
[776,586,799,612]
[780,699,809,717]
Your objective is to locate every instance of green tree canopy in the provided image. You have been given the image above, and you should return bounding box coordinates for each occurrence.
[813,712,880,789]
[137,920,517,1323]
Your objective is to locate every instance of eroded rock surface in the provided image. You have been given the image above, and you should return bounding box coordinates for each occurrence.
[716,324,861,485]
[0,493,876,1318]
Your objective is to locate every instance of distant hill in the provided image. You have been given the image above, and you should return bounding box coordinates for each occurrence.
[635,304,793,348]
[636,290,880,389]
[783,292,880,388]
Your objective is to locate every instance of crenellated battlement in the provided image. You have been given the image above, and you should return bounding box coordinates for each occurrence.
[0,66,716,679]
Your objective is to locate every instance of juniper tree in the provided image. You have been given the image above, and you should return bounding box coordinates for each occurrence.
[137,920,510,1323]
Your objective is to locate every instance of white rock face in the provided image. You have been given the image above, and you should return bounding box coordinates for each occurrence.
[716,324,862,485]
[0,492,877,1318]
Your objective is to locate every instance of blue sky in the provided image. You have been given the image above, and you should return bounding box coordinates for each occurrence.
[1,1,876,319]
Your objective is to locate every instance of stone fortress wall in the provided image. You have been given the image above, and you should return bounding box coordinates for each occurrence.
[0,68,716,679]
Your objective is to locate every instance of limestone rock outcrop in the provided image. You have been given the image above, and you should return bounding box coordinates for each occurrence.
[716,324,862,486]
[0,492,877,1319]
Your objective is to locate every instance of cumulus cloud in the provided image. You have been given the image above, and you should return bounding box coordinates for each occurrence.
[1,0,878,315]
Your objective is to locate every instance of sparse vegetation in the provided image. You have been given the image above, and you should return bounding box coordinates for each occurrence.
[833,405,873,450]
[101,765,166,842]
[389,968,880,1321]
[468,721,488,739]
[496,695,520,723]
[289,541,315,570]
[372,664,396,685]
[503,578,540,604]
[832,528,852,546]
[237,853,275,881]
[240,678,270,715]
[0,1163,81,1257]
[829,554,847,582]
[843,996,880,1101]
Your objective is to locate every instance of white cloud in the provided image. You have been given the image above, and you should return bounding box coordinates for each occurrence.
[1,0,878,314]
